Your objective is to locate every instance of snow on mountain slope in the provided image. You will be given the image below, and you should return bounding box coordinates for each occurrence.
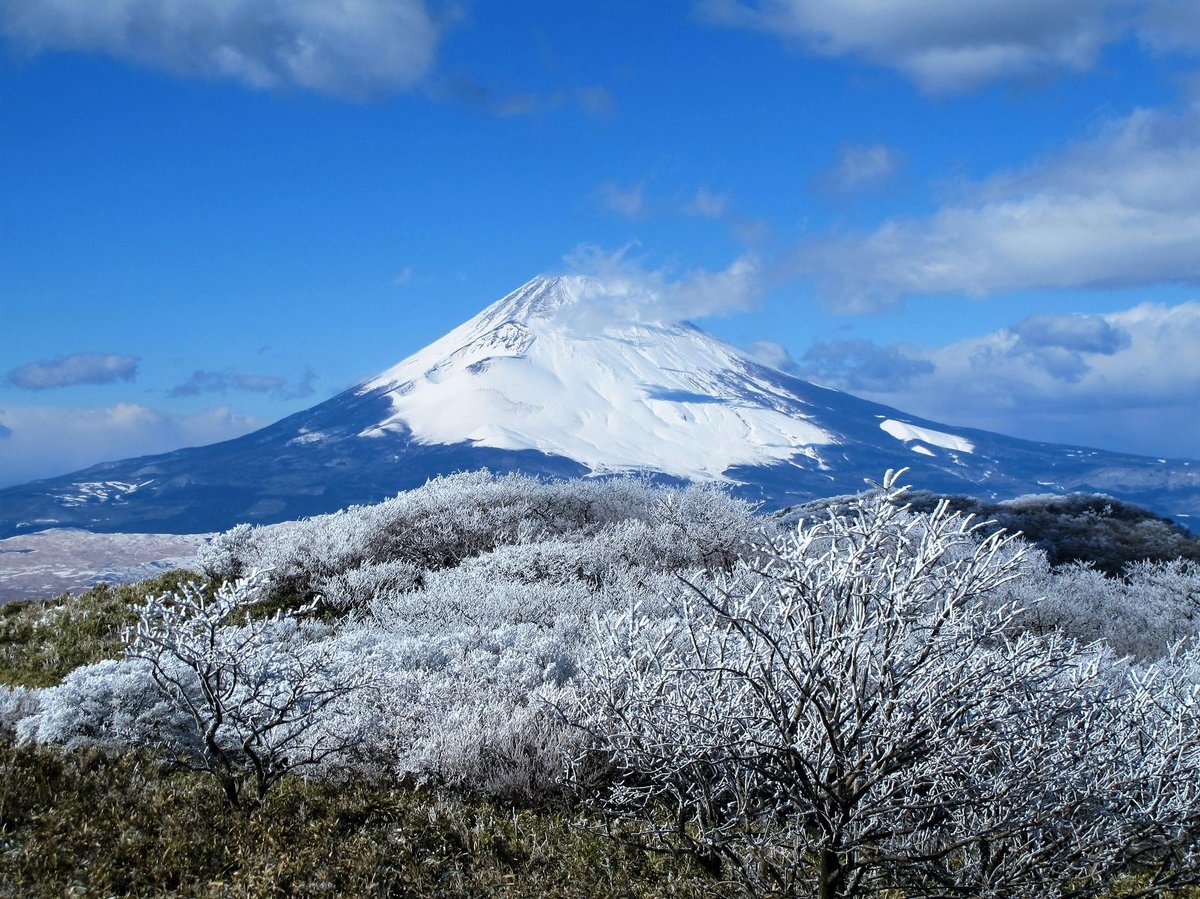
[879,420,975,454]
[360,276,835,480]
[0,274,1196,538]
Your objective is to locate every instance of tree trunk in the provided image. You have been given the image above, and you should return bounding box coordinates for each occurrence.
[818,848,843,899]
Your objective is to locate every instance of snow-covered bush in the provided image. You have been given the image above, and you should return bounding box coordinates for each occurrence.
[574,471,1200,898]
[318,614,589,798]
[319,558,425,613]
[124,571,368,809]
[0,685,39,741]
[993,555,1200,659]
[17,657,192,754]
[195,471,763,610]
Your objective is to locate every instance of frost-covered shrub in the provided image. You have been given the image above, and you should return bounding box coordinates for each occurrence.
[0,685,39,740]
[318,616,589,799]
[319,558,425,613]
[901,490,1200,574]
[16,657,191,754]
[992,555,1200,659]
[387,570,596,632]
[575,472,1200,898]
[195,471,763,611]
[124,572,368,808]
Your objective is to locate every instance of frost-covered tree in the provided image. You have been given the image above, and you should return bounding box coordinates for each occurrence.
[126,571,366,810]
[575,471,1200,898]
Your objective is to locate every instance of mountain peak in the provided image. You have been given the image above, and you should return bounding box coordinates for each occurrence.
[361,276,836,481]
[476,275,600,328]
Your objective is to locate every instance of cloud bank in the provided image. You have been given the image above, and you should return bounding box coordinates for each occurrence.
[7,352,138,390]
[0,403,264,487]
[795,104,1200,311]
[0,0,441,98]
[792,301,1200,458]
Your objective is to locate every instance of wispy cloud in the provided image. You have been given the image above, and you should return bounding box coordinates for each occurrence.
[599,181,756,237]
[799,338,934,392]
[169,368,315,400]
[822,144,899,193]
[685,186,729,218]
[576,85,615,118]
[7,352,138,390]
[794,103,1200,311]
[0,0,441,99]
[698,0,1132,93]
[599,181,646,218]
[437,77,614,119]
[0,403,264,487]
[560,244,763,326]
[742,339,801,373]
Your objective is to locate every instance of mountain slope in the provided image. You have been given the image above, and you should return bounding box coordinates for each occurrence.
[1,276,1197,537]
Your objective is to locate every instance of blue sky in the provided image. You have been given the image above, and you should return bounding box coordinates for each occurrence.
[2,0,1200,486]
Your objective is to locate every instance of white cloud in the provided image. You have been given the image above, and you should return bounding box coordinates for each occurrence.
[699,0,1133,92]
[7,352,138,389]
[743,339,800,372]
[560,245,763,326]
[824,144,899,192]
[795,103,1200,311]
[0,0,441,99]
[0,403,266,486]
[801,302,1200,458]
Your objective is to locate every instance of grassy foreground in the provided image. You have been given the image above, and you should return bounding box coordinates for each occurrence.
[2,741,1195,899]
[0,742,715,899]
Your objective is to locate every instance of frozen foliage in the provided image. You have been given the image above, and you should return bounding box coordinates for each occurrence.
[994,555,1200,659]
[124,571,368,809]
[0,685,38,740]
[9,470,1200,891]
[575,472,1200,898]
[18,657,191,754]
[20,474,761,801]
[904,490,1200,574]
[197,470,760,609]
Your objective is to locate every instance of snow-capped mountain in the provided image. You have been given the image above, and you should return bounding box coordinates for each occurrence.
[2,275,1198,537]
[360,276,835,481]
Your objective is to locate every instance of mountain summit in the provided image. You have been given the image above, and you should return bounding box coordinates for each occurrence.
[360,275,834,481]
[2,276,1198,536]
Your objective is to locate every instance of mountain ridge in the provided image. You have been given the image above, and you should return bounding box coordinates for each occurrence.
[1,276,1197,537]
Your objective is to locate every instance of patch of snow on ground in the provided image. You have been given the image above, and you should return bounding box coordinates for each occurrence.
[57,480,154,507]
[0,529,209,603]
